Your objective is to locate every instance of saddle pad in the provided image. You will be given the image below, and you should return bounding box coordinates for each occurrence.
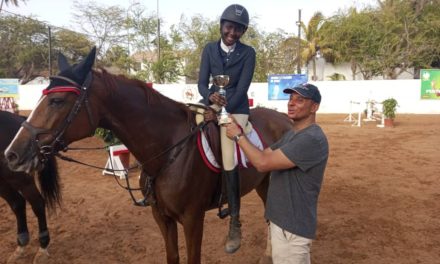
[197,127,265,173]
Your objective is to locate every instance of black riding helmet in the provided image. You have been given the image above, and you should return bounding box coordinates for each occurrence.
[220,4,249,28]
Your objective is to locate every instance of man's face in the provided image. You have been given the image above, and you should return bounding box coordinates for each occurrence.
[221,21,246,46]
[287,92,318,121]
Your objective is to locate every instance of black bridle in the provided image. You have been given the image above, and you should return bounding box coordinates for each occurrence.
[22,72,95,163]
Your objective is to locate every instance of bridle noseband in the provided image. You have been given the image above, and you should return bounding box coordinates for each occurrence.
[22,72,95,163]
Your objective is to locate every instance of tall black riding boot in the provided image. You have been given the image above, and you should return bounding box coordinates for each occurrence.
[224,167,241,254]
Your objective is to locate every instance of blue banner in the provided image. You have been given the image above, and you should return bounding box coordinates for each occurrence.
[0,79,19,98]
[268,74,308,100]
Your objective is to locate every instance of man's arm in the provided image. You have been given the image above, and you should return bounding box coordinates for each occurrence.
[225,118,295,173]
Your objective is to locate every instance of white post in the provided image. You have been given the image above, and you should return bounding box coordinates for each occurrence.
[350,101,361,127]
[376,102,385,128]
[356,105,362,127]
[345,101,361,127]
[363,100,373,121]
[102,144,129,179]
[344,100,356,123]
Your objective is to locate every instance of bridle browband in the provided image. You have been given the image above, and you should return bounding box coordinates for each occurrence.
[22,72,95,163]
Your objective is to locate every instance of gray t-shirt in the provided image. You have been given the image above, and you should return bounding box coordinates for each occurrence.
[265,124,329,239]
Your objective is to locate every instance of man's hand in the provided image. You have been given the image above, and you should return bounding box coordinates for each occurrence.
[224,115,242,140]
[209,92,227,106]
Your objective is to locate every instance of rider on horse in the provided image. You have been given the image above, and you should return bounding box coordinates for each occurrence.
[197,4,256,254]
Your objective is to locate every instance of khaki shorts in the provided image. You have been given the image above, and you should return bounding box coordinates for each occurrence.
[270,221,312,264]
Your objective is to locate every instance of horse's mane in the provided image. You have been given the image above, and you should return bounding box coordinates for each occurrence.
[93,68,194,125]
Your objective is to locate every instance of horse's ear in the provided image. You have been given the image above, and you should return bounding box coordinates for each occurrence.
[58,53,70,72]
[84,46,97,69]
[74,46,96,79]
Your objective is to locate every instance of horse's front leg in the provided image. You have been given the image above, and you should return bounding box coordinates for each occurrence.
[24,186,50,264]
[1,186,30,263]
[182,210,205,264]
[152,207,179,264]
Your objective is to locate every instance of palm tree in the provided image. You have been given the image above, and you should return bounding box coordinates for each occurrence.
[1,0,21,11]
[300,12,334,81]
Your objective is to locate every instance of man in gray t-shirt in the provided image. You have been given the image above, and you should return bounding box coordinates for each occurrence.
[225,83,328,264]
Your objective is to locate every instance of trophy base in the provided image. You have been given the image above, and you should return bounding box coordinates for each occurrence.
[218,116,231,125]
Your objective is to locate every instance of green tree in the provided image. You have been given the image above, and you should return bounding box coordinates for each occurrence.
[72,1,126,60]
[177,14,218,83]
[321,8,383,80]
[375,0,440,78]
[101,45,130,74]
[0,15,49,82]
[418,0,440,70]
[251,30,299,81]
[53,29,93,62]
[127,3,165,82]
[128,4,158,54]
[300,12,335,81]
[323,1,440,80]
[150,28,183,83]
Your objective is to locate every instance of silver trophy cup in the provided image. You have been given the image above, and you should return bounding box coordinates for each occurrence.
[213,75,230,124]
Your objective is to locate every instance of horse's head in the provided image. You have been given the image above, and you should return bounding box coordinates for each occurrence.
[5,47,99,173]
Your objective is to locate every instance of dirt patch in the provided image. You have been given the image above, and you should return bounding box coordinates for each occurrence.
[1,114,439,263]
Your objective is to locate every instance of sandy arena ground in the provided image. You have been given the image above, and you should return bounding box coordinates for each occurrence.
[1,113,439,264]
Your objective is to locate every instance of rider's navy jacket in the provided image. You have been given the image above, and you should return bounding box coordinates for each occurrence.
[198,40,256,115]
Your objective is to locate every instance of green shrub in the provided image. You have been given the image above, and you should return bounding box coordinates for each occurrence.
[382,98,398,119]
[95,128,121,145]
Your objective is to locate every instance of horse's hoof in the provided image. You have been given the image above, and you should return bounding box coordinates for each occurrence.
[6,246,27,263]
[32,247,50,264]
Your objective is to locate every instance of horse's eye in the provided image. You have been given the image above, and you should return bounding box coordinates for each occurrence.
[49,97,65,107]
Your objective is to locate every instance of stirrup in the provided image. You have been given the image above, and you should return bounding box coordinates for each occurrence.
[217,207,230,219]
[134,198,155,207]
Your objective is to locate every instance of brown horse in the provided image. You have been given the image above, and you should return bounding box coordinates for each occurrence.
[0,110,61,263]
[4,47,292,263]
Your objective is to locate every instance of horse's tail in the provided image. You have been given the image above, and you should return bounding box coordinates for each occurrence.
[38,156,62,211]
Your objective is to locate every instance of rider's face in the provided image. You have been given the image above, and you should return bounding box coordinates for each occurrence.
[221,21,246,46]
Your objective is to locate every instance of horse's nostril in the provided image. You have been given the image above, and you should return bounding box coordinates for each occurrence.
[6,151,18,164]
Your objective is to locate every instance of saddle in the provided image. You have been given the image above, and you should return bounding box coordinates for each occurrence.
[188,103,223,167]
[188,103,264,218]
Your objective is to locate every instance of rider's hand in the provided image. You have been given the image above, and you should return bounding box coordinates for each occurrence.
[209,92,227,107]
[203,108,217,122]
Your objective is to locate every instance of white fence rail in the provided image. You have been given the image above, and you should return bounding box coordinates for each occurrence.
[17,80,440,114]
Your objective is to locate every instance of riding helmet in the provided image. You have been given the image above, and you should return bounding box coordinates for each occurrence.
[220,4,249,28]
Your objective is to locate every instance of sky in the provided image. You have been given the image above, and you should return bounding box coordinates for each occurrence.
[3,0,377,34]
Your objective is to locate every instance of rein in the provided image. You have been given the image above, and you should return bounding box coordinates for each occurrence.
[54,119,207,172]
[54,151,138,172]
[130,120,208,206]
[54,116,209,207]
